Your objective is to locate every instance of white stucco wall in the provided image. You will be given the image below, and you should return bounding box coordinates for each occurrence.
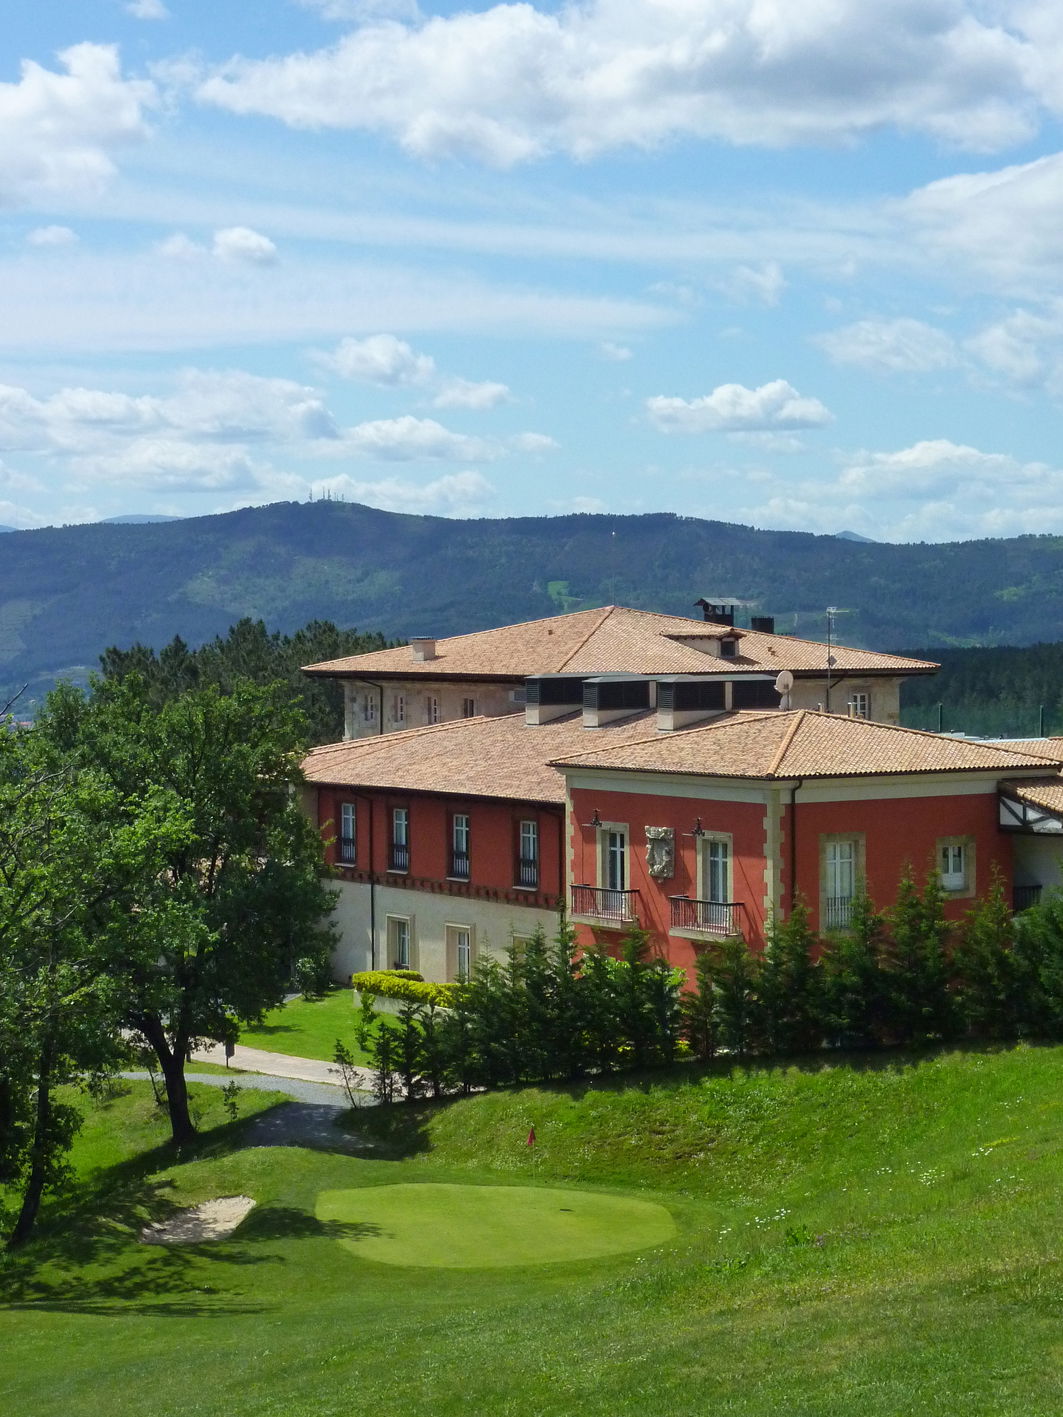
[343,678,520,739]
[789,676,901,723]
[1012,835,1063,891]
[328,877,561,983]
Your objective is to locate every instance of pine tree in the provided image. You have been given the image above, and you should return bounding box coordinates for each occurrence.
[820,893,890,1048]
[952,872,1019,1039]
[681,949,717,1063]
[760,901,823,1056]
[710,935,764,1059]
[882,868,956,1045]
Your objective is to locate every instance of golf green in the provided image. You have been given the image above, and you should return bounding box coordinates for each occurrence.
[315,1182,676,1268]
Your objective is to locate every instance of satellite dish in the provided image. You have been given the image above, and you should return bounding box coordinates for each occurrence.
[774,670,794,710]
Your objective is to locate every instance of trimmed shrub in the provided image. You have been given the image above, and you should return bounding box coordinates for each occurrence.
[351,970,455,1008]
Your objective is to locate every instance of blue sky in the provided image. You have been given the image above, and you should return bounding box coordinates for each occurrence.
[5,1,1063,541]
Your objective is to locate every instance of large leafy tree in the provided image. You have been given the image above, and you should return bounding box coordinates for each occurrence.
[39,676,336,1145]
[0,723,181,1246]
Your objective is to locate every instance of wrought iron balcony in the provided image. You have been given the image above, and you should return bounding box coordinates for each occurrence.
[388,842,409,872]
[449,850,470,881]
[516,856,539,888]
[570,884,639,925]
[337,835,356,865]
[1013,883,1042,913]
[669,895,740,935]
[823,896,854,931]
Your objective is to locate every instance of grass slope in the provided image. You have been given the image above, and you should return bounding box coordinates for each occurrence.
[238,986,372,1065]
[3,1046,1063,1416]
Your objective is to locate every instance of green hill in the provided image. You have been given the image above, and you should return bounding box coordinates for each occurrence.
[6,500,1063,706]
[3,1046,1063,1415]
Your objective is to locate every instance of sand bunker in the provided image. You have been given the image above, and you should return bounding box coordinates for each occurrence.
[140,1195,256,1245]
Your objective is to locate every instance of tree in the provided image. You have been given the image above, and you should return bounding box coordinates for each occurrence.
[881,867,956,1045]
[952,873,1020,1039]
[38,676,336,1145]
[709,935,764,1060]
[0,725,179,1246]
[821,893,890,1048]
[761,901,823,1056]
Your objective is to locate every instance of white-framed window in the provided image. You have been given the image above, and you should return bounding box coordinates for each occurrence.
[704,837,731,904]
[392,693,406,725]
[601,827,628,893]
[517,818,539,888]
[387,915,412,970]
[426,695,440,724]
[362,693,377,723]
[821,835,864,931]
[389,806,409,872]
[339,801,356,864]
[451,812,470,879]
[938,839,974,895]
[462,697,477,718]
[446,924,473,980]
[849,692,870,719]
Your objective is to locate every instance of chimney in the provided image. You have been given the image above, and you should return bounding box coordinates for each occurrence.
[750,615,775,634]
[410,637,437,662]
[694,598,735,627]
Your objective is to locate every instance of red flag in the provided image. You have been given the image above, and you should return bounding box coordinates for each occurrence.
[527,1127,536,1146]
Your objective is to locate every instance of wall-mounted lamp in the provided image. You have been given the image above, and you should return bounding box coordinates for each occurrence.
[584,808,603,829]
[684,817,705,839]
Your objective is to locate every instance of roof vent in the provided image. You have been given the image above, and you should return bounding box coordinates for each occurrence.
[410,637,436,662]
[750,615,775,634]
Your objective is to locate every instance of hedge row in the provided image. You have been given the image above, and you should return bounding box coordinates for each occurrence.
[351,969,456,1008]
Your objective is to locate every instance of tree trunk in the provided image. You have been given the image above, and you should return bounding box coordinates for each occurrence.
[8,1037,55,1249]
[140,1016,197,1145]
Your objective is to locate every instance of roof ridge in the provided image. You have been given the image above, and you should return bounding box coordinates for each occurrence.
[740,625,938,667]
[767,710,807,776]
[556,604,617,670]
[815,709,1059,763]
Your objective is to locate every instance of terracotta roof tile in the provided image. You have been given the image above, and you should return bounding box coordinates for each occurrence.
[301,710,662,804]
[990,737,1063,762]
[302,605,938,680]
[1000,777,1063,815]
[551,710,1058,780]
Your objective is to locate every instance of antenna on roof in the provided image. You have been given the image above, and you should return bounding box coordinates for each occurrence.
[825,607,837,712]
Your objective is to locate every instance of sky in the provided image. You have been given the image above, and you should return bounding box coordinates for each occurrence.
[5,2,1063,542]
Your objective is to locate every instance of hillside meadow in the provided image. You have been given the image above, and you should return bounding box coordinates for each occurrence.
[2,1046,1063,1415]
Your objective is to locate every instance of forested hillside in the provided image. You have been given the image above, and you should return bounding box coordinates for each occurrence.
[901,643,1063,738]
[5,500,1063,710]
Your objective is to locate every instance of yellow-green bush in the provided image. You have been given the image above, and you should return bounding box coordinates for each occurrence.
[351,970,454,1008]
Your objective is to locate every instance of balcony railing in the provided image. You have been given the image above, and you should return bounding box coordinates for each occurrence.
[449,851,470,881]
[571,884,639,925]
[388,842,409,872]
[516,856,539,888]
[1013,883,1042,913]
[337,835,356,865]
[669,895,741,935]
[823,896,854,931]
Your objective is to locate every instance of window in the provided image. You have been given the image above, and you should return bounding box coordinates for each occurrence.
[822,835,863,930]
[705,838,730,904]
[450,812,470,879]
[938,838,974,895]
[338,802,356,864]
[389,806,409,872]
[362,693,377,723]
[849,692,870,719]
[387,916,412,970]
[462,697,477,718]
[719,637,737,658]
[446,924,473,980]
[392,693,406,725]
[603,828,627,895]
[426,695,440,725]
[517,819,539,888]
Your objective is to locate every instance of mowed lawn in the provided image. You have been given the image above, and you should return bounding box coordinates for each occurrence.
[3,1046,1063,1416]
[237,986,372,1064]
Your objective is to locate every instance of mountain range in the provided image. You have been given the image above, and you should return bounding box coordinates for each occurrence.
[2,501,1063,705]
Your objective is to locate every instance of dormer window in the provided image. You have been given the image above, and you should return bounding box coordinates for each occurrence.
[720,637,738,658]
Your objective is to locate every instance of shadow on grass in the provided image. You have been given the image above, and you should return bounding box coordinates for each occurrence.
[0,1099,357,1318]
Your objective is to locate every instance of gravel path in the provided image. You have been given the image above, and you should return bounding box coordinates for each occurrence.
[120,1070,380,1152]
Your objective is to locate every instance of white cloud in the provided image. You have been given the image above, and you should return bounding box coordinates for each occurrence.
[317,333,436,386]
[816,317,959,373]
[599,341,633,362]
[211,226,278,265]
[0,44,154,205]
[338,415,499,461]
[155,232,204,261]
[126,0,170,18]
[838,439,1024,499]
[647,379,833,434]
[296,0,420,18]
[508,431,558,454]
[551,495,607,513]
[312,469,494,515]
[720,262,786,307]
[432,377,511,410]
[26,225,78,248]
[196,2,1045,167]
